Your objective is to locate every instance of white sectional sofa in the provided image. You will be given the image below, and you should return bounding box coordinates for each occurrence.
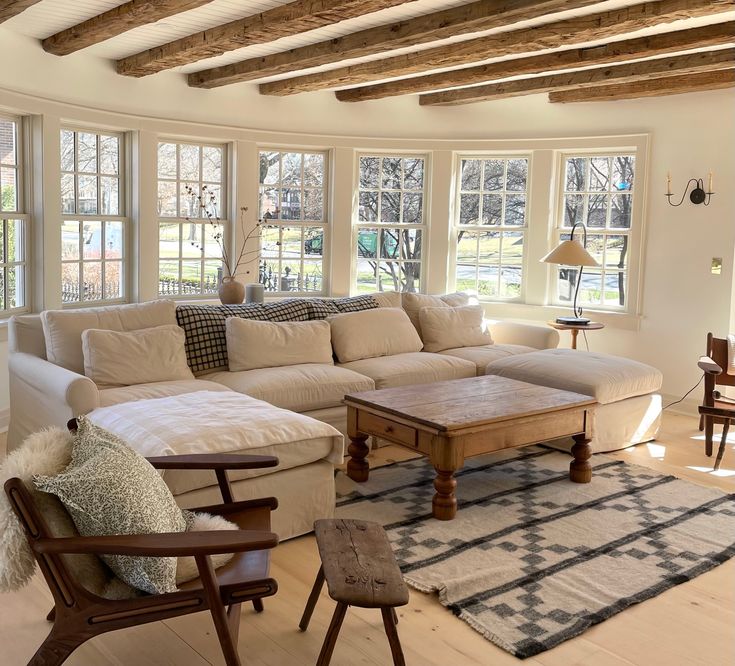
[7,293,558,538]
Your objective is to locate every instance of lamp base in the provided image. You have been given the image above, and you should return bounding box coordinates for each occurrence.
[556,316,591,325]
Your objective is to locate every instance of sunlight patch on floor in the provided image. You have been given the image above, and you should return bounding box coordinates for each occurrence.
[686,466,735,478]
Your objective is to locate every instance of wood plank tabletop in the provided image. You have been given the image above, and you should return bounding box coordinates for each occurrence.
[344,375,595,432]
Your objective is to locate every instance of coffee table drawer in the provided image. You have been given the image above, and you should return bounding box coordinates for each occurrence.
[358,412,417,448]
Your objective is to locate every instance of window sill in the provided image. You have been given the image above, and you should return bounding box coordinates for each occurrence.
[477,301,642,331]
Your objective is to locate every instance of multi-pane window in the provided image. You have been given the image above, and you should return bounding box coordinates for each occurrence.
[259,149,328,294]
[0,116,28,313]
[454,156,529,299]
[157,142,225,297]
[556,154,635,309]
[61,129,126,305]
[355,155,426,293]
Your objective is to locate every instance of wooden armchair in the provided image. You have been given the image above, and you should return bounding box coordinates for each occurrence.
[699,332,735,458]
[5,446,281,666]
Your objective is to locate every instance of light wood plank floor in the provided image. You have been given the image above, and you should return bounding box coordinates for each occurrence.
[1,413,733,665]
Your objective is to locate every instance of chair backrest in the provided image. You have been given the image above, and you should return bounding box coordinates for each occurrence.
[707,333,735,388]
[3,478,111,608]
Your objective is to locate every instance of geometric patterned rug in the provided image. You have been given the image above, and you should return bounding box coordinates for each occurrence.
[335,447,735,658]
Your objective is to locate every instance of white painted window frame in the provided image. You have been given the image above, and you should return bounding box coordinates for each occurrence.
[60,126,129,307]
[353,151,430,294]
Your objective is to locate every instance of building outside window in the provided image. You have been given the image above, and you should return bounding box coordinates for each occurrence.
[454,156,529,299]
[0,115,28,314]
[157,141,226,297]
[556,153,636,309]
[258,149,328,295]
[355,154,426,293]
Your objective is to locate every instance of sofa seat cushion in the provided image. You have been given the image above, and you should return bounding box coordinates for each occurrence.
[439,344,537,376]
[99,379,231,408]
[485,349,663,405]
[338,352,475,390]
[204,364,375,412]
[88,391,344,497]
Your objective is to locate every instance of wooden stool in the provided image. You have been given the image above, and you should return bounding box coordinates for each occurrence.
[299,518,409,666]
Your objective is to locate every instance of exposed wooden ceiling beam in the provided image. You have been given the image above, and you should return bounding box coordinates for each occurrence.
[259,0,735,96]
[417,48,735,106]
[0,0,42,23]
[42,1,216,56]
[188,0,601,89]
[549,69,735,102]
[117,0,416,77]
[336,22,735,102]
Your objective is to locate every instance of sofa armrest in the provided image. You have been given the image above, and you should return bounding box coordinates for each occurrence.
[7,352,99,450]
[487,320,560,350]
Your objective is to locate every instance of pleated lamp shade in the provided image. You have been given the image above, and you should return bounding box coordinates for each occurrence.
[540,239,598,267]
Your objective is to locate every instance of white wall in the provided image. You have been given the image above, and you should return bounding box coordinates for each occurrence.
[0,27,733,421]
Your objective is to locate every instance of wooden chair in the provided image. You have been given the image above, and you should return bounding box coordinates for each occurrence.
[699,332,735,456]
[5,447,281,666]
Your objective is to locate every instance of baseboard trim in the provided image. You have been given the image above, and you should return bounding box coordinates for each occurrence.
[0,407,9,433]
[661,394,700,418]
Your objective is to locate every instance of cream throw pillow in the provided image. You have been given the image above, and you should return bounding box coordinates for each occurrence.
[226,318,333,372]
[82,325,194,389]
[419,305,492,353]
[402,292,469,338]
[42,299,177,375]
[329,307,423,363]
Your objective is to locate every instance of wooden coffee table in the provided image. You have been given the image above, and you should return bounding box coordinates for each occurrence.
[343,375,596,521]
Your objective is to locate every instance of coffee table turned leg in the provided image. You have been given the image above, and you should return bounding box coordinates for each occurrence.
[570,433,592,483]
[347,435,370,482]
[432,468,457,520]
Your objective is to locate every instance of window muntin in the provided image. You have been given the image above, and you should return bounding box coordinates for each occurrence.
[556,154,635,309]
[454,156,529,300]
[355,154,426,293]
[61,129,126,305]
[157,141,225,297]
[258,149,328,295]
[0,116,27,314]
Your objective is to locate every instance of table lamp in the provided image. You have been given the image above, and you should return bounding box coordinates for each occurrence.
[540,222,599,325]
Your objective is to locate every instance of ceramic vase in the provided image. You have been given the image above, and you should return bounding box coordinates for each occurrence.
[218,276,245,304]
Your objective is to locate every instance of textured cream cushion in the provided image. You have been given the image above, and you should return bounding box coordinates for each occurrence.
[338,352,475,390]
[419,305,492,353]
[439,344,537,376]
[82,325,193,389]
[366,291,403,308]
[99,379,231,408]
[226,318,333,372]
[485,349,663,405]
[205,364,375,412]
[329,308,423,363]
[402,292,469,338]
[42,300,177,375]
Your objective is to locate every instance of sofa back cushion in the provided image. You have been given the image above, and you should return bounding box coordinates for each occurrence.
[329,308,423,363]
[419,305,492,353]
[41,300,177,375]
[402,292,469,338]
[176,296,378,374]
[226,318,333,372]
[82,325,194,388]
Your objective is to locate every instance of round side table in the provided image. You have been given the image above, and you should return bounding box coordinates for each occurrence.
[547,321,604,350]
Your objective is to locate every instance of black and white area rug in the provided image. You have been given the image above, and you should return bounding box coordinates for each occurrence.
[335,447,735,658]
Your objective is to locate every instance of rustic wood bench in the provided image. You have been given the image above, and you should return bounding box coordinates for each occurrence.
[299,518,410,666]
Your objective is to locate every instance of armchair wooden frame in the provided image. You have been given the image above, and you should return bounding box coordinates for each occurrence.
[5,436,281,666]
[699,332,735,456]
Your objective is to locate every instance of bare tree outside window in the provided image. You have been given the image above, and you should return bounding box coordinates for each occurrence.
[258,150,327,294]
[558,154,635,308]
[455,156,529,299]
[356,155,426,293]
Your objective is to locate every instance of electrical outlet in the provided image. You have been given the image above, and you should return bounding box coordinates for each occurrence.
[711,258,722,275]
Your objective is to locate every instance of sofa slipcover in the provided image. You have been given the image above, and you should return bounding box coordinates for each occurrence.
[205,364,375,412]
[485,349,662,404]
[440,344,538,376]
[338,352,475,389]
[99,379,231,408]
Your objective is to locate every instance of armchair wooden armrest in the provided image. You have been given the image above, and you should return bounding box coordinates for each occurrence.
[146,454,279,471]
[33,529,278,557]
[191,497,279,516]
